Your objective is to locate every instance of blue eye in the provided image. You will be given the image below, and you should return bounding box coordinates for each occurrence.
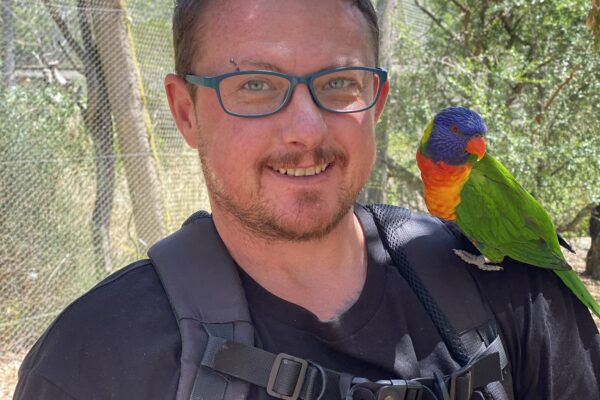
[326,78,348,89]
[244,80,270,91]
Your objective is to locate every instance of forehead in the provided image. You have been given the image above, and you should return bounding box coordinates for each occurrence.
[193,0,374,74]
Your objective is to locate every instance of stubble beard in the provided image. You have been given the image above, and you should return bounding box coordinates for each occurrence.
[198,145,362,243]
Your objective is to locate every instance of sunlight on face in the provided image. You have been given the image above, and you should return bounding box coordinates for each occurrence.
[191,0,380,241]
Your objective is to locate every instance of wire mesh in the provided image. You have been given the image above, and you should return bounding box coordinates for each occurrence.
[0,1,209,393]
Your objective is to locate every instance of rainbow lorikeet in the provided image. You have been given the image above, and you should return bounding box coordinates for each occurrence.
[416,106,600,317]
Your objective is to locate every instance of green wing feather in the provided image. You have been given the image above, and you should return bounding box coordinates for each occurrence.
[456,154,567,269]
[456,154,600,317]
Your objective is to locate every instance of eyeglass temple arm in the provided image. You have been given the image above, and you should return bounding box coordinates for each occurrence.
[185,74,219,89]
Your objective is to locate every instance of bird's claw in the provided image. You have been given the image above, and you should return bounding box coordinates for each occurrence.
[453,249,503,271]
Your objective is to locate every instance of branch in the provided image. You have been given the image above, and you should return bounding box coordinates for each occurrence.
[587,0,600,50]
[449,0,469,14]
[473,0,490,55]
[386,157,423,194]
[449,0,471,48]
[56,38,83,75]
[535,64,581,123]
[41,0,86,62]
[414,0,463,45]
[557,203,597,233]
[505,56,557,107]
[548,161,567,177]
[498,11,530,49]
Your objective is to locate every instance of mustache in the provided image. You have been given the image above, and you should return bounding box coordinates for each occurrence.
[260,147,347,169]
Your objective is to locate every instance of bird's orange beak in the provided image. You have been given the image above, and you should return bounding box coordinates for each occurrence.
[466,136,486,161]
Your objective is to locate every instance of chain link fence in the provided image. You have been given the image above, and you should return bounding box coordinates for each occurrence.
[1,1,209,395]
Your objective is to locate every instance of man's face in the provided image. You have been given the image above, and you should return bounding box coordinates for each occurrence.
[177,0,388,241]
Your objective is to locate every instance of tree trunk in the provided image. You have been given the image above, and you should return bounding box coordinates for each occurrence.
[90,0,165,250]
[585,204,600,279]
[42,0,117,276]
[359,0,397,204]
[79,0,115,277]
[588,0,600,51]
[2,0,15,88]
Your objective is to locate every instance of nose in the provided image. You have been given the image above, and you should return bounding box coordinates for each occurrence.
[279,84,328,150]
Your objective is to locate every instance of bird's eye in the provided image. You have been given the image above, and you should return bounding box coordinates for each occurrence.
[450,124,460,134]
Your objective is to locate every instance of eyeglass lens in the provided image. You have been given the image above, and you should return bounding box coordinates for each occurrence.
[218,69,380,116]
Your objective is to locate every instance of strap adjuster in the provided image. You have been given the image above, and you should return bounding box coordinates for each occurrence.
[267,353,309,400]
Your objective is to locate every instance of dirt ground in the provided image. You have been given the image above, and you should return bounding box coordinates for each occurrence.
[563,237,600,328]
[1,238,599,399]
[0,354,20,400]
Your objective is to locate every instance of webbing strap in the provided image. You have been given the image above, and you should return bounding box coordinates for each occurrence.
[202,335,505,400]
[202,336,329,400]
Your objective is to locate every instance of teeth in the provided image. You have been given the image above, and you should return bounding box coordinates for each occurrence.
[272,163,329,177]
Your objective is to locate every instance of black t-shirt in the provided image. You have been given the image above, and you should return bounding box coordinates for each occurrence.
[14,210,600,399]
[239,219,461,389]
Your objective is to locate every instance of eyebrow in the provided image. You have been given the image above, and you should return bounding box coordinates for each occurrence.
[235,58,365,74]
[236,59,284,72]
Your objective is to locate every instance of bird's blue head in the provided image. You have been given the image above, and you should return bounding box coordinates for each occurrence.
[420,107,488,165]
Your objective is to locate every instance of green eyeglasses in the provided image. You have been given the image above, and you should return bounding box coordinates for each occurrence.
[185,66,388,118]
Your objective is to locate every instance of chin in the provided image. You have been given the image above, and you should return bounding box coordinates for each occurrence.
[263,193,354,241]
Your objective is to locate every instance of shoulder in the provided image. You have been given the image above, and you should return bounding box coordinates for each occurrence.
[471,257,600,397]
[16,260,181,399]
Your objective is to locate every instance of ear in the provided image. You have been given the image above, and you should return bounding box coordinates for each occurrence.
[373,79,390,123]
[165,73,199,148]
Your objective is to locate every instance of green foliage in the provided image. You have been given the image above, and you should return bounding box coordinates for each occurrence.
[0,82,99,346]
[387,0,600,231]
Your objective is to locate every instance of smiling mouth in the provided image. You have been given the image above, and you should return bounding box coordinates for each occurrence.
[269,163,331,177]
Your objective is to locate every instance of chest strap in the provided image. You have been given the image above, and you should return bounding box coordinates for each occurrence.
[202,331,507,400]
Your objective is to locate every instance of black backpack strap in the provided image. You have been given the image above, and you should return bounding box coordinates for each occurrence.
[362,204,513,400]
[149,207,513,400]
[200,333,504,400]
[202,335,331,400]
[148,211,254,400]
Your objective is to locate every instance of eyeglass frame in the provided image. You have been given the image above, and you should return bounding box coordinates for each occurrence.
[184,66,388,118]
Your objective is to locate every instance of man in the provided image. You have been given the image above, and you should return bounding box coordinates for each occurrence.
[14,0,600,399]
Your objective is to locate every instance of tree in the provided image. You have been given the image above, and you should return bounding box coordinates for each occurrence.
[360,0,398,204]
[42,0,116,277]
[385,0,600,231]
[2,0,15,88]
[586,204,600,279]
[41,0,166,273]
[90,0,165,250]
[589,0,600,50]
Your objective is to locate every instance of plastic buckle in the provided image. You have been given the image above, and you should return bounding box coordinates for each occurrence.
[267,353,309,400]
[348,379,423,400]
[449,370,472,400]
[377,380,423,400]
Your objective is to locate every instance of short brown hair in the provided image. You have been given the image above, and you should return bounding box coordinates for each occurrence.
[172,0,380,77]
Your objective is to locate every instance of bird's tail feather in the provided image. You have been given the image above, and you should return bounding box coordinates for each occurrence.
[556,231,576,254]
[555,270,600,317]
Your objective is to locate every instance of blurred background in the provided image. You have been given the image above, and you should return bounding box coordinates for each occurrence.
[1,0,599,397]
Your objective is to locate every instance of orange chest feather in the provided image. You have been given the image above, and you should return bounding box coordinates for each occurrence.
[416,150,472,221]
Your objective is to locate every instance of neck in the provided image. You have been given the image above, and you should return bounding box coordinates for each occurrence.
[211,206,368,321]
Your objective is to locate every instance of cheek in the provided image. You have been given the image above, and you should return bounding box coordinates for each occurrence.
[198,115,273,178]
[337,113,377,165]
